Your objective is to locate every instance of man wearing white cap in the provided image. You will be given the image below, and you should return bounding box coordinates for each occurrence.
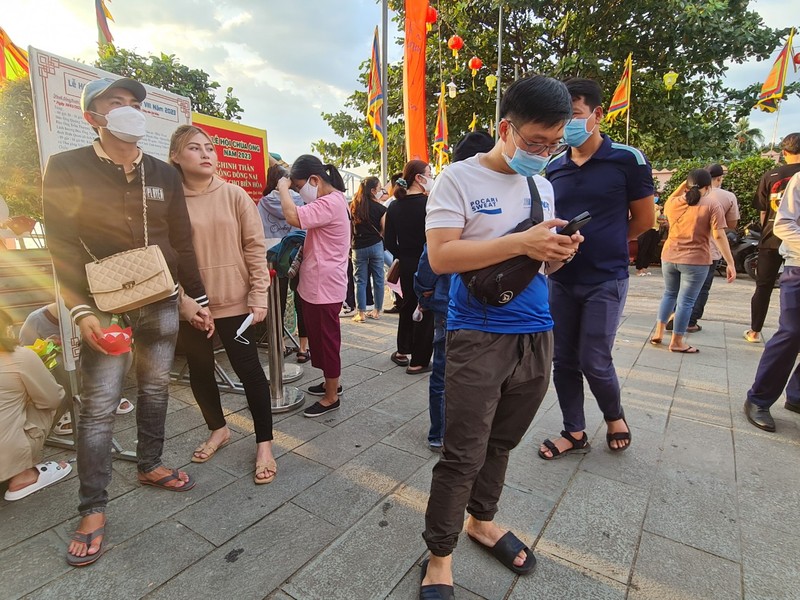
[42,77,210,566]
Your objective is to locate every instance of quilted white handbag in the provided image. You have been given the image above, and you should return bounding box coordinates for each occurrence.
[82,164,175,313]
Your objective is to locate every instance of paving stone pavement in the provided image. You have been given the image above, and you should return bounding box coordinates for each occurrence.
[2,268,797,600]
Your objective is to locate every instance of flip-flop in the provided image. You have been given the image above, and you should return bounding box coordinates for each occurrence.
[3,461,72,501]
[419,558,455,600]
[406,365,432,375]
[649,338,662,345]
[391,351,410,366]
[670,346,699,354]
[138,468,196,492]
[191,438,230,463]
[467,531,537,575]
[66,523,107,567]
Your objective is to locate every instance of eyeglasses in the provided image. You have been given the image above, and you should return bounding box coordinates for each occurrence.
[508,121,567,156]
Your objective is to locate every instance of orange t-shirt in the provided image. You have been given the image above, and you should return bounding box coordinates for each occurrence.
[661,194,725,265]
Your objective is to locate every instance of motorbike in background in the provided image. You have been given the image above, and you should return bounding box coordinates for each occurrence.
[717,222,782,285]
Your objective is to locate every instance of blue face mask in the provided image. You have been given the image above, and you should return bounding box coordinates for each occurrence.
[563,115,595,147]
[503,129,550,177]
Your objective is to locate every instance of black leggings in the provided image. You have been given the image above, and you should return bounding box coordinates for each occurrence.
[635,229,660,270]
[750,247,783,332]
[397,256,434,367]
[179,315,273,442]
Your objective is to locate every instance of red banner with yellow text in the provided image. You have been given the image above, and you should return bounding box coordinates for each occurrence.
[403,0,429,163]
[191,113,268,202]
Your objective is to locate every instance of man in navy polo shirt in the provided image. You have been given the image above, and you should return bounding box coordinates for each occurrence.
[538,78,654,460]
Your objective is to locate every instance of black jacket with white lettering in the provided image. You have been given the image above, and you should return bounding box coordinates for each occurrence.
[43,145,208,323]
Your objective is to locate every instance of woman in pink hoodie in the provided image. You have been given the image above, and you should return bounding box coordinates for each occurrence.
[169,125,275,485]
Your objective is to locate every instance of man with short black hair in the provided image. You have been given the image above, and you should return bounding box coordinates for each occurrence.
[539,77,654,460]
[43,77,210,566]
[744,133,800,343]
[421,75,582,597]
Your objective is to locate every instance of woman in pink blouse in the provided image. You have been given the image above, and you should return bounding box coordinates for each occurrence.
[277,155,350,417]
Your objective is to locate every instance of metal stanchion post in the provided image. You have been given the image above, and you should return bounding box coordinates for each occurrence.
[267,269,304,413]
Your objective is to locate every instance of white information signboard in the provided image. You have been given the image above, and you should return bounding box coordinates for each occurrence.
[28,46,192,370]
[29,46,192,168]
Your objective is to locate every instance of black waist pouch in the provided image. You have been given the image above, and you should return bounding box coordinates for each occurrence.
[459,177,544,307]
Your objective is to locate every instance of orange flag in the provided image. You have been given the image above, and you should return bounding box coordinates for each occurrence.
[755,28,795,113]
[403,0,429,162]
[0,26,29,81]
[606,53,632,124]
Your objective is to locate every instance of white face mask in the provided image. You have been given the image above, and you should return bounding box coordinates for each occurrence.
[93,106,147,143]
[298,179,318,203]
[420,174,435,193]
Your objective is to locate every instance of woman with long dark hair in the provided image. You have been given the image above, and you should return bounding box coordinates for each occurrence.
[351,176,388,322]
[651,169,736,353]
[169,125,276,484]
[277,155,351,416]
[384,160,435,373]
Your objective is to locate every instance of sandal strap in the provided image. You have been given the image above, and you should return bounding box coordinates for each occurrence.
[607,432,631,441]
[72,524,105,545]
[255,461,277,475]
[561,430,588,448]
[541,439,560,456]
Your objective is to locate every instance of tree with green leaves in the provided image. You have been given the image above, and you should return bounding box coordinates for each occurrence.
[95,46,243,120]
[731,117,765,156]
[0,78,42,221]
[314,0,797,172]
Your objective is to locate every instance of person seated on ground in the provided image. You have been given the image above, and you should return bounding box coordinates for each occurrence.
[19,304,134,437]
[0,308,72,501]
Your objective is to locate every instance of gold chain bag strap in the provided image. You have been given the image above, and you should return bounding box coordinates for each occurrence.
[82,163,175,313]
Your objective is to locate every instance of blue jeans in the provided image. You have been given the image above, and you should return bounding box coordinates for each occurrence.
[550,278,628,432]
[77,297,179,515]
[428,311,447,446]
[748,267,800,409]
[354,241,385,311]
[658,262,709,336]
[689,260,718,326]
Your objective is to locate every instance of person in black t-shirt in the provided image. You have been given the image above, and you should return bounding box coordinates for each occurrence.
[745,133,800,343]
[350,177,388,321]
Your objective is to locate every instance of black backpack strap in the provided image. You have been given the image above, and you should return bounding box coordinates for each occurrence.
[527,176,544,224]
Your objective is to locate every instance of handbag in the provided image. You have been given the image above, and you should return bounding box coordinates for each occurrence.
[459,177,544,307]
[82,164,175,313]
[386,258,401,284]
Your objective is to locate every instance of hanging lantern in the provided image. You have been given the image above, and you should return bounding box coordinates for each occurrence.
[663,70,678,99]
[794,52,800,66]
[425,6,438,32]
[447,80,458,99]
[468,56,484,90]
[485,73,497,92]
[448,35,464,60]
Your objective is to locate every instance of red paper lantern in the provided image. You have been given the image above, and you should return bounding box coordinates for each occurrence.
[794,52,800,66]
[448,35,464,60]
[426,6,438,32]
[468,56,483,76]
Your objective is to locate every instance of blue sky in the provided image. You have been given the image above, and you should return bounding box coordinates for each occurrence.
[3,0,797,163]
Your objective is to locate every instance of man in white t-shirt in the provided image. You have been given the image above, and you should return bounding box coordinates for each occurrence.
[420,75,583,598]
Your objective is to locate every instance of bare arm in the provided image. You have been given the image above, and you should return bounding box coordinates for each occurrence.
[668,180,688,201]
[711,228,736,282]
[276,177,300,228]
[426,219,581,275]
[628,196,656,240]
